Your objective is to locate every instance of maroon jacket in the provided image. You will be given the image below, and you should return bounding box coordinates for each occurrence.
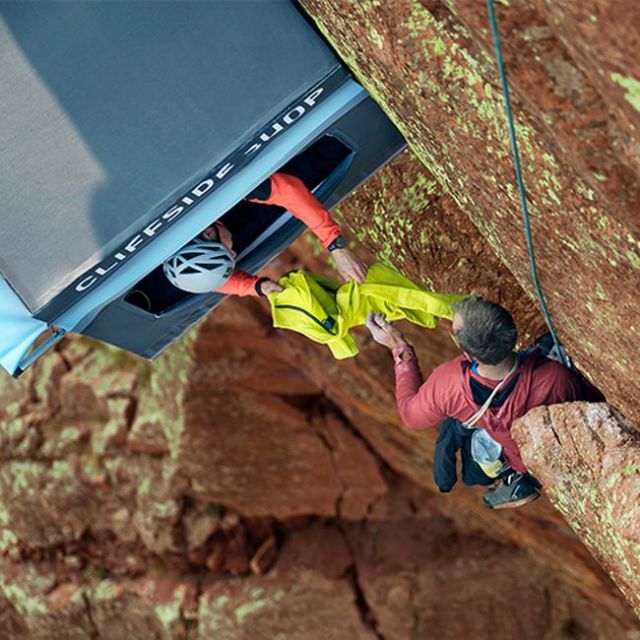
[391,347,603,472]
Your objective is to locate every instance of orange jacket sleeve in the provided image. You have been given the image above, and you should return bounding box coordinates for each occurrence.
[216,269,260,297]
[248,172,342,248]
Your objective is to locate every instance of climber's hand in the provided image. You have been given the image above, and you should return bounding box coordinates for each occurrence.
[331,248,368,284]
[365,312,407,350]
[260,279,284,295]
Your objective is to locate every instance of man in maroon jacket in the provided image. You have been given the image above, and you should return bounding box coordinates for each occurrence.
[365,296,603,509]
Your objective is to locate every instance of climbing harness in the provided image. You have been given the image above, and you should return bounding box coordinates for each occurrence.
[485,0,570,368]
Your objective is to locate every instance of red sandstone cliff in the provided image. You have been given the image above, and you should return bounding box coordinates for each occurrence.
[0,233,638,637]
[1,1,640,638]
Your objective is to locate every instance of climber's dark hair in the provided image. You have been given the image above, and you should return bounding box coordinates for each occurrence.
[451,296,517,365]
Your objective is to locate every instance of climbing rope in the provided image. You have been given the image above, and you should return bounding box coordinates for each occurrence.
[485,0,570,368]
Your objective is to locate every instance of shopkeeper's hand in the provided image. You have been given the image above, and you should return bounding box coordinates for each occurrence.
[332,248,369,284]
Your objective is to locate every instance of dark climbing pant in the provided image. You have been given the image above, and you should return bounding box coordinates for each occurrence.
[433,418,495,492]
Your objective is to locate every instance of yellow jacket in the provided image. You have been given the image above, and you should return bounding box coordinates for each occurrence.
[268,263,464,359]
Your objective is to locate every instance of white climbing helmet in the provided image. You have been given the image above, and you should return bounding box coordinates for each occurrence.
[163,240,235,293]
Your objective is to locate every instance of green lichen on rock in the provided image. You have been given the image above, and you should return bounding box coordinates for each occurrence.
[0,502,18,553]
[610,73,640,113]
[5,402,20,419]
[131,321,201,460]
[0,579,48,620]
[154,597,182,634]
[234,598,270,624]
[92,580,120,602]
[335,158,436,267]
[0,458,97,548]
[0,563,54,620]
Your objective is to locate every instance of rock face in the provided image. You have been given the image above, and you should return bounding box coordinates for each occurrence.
[534,0,640,147]
[198,568,376,640]
[349,496,633,640]
[513,402,640,616]
[300,0,640,428]
[295,0,640,622]
[174,297,388,520]
[0,282,639,637]
[1,1,640,634]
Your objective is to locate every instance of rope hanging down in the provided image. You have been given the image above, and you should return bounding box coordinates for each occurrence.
[485,0,570,368]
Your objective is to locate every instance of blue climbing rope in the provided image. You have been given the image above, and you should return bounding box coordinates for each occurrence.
[485,0,570,367]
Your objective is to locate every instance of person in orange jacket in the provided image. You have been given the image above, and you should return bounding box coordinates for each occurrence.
[163,172,368,296]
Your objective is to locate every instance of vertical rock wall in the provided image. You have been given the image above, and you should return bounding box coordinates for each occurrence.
[1,275,639,636]
[300,0,640,428]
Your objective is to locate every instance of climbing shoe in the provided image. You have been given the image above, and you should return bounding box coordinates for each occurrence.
[482,471,541,510]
